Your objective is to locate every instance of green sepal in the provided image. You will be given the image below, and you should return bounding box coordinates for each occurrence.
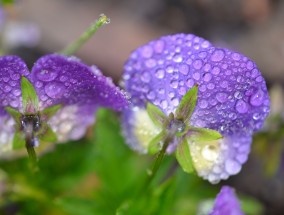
[39,123,57,143]
[176,138,194,173]
[5,106,21,127]
[146,103,167,128]
[21,76,39,113]
[175,85,198,123]
[41,104,62,121]
[12,132,26,150]
[148,130,166,154]
[187,126,223,142]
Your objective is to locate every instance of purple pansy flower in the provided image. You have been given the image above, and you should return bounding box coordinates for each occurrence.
[209,186,244,215]
[0,54,128,154]
[122,34,270,183]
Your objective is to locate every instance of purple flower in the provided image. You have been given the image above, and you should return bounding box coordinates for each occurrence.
[209,186,244,215]
[122,34,270,183]
[0,54,128,154]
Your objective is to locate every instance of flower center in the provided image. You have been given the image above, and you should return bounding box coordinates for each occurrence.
[20,114,41,146]
[169,119,186,133]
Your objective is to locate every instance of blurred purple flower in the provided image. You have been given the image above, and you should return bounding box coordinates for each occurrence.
[0,54,128,153]
[3,21,40,48]
[122,34,270,183]
[209,186,244,215]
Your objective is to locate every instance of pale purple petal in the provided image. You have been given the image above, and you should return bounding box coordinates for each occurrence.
[209,186,244,215]
[29,54,129,111]
[0,55,30,115]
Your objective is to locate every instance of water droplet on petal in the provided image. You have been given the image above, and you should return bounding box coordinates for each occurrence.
[202,145,219,161]
[234,91,242,99]
[141,45,153,58]
[170,80,178,89]
[166,65,174,73]
[173,54,183,63]
[253,113,260,120]
[36,69,58,82]
[250,89,264,106]
[193,60,202,69]
[199,100,208,109]
[203,73,212,82]
[216,92,228,103]
[225,159,241,175]
[211,49,225,62]
[141,72,151,83]
[44,82,66,99]
[178,64,189,75]
[235,100,248,113]
[155,69,165,79]
[193,72,200,80]
[232,53,241,61]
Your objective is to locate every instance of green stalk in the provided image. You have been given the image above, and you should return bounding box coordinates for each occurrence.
[60,14,110,55]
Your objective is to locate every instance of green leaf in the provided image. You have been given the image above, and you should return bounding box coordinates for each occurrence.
[21,76,39,113]
[148,131,165,154]
[0,0,14,5]
[12,132,26,149]
[39,123,57,143]
[41,104,62,120]
[5,106,21,126]
[176,138,194,173]
[146,103,167,128]
[175,85,198,123]
[187,127,223,142]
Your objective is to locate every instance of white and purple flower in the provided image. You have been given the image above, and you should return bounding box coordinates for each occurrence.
[0,54,128,155]
[122,34,270,183]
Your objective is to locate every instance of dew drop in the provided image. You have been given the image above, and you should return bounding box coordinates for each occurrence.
[250,89,264,106]
[173,54,183,63]
[211,49,225,62]
[170,80,178,89]
[178,64,189,75]
[160,100,168,109]
[145,59,156,68]
[178,87,186,95]
[171,97,179,106]
[12,89,21,96]
[141,45,153,58]
[36,69,58,82]
[186,79,194,88]
[141,72,151,83]
[225,159,241,175]
[44,82,66,99]
[193,72,200,80]
[207,83,215,90]
[202,145,219,161]
[234,91,242,99]
[235,100,248,113]
[216,92,228,103]
[212,67,220,75]
[232,53,241,61]
[203,73,212,82]
[146,91,155,100]
[155,69,165,79]
[154,41,164,53]
[199,99,208,109]
[193,60,202,69]
[253,113,260,120]
[166,65,174,73]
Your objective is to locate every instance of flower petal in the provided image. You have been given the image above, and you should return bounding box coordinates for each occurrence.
[123,33,269,135]
[29,54,129,111]
[189,134,251,184]
[0,116,15,154]
[209,186,244,215]
[0,56,30,114]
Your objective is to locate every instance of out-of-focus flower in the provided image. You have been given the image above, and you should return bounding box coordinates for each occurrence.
[122,33,270,183]
[209,186,244,215]
[2,21,41,48]
[0,54,128,156]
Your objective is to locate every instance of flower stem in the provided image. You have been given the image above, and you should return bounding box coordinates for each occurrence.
[60,14,110,55]
[141,137,171,193]
[25,136,39,172]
